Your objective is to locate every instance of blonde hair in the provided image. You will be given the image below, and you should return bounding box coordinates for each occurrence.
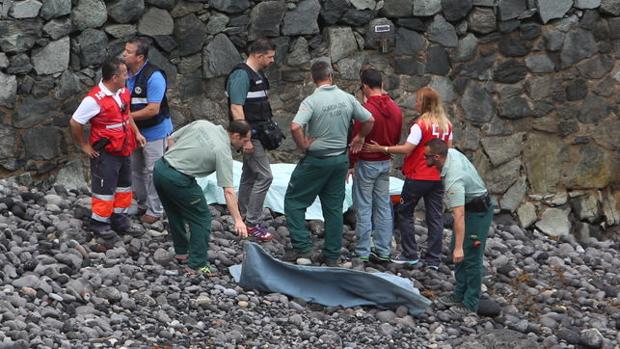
[416,87,451,133]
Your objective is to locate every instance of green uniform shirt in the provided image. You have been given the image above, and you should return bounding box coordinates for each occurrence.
[226,69,251,105]
[441,149,488,209]
[293,85,371,156]
[164,120,234,187]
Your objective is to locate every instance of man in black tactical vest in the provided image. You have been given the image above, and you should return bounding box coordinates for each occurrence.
[225,38,277,242]
[123,37,174,225]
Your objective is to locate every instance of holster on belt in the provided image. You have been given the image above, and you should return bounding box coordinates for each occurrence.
[465,194,491,212]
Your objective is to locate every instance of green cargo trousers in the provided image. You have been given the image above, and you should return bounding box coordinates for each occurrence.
[153,158,212,270]
[284,154,349,261]
[450,206,494,311]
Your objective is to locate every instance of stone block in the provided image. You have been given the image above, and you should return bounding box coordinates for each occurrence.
[203,34,242,78]
[173,14,206,56]
[481,133,525,166]
[72,0,107,30]
[413,0,442,16]
[10,0,42,18]
[517,202,537,227]
[460,82,496,126]
[40,0,71,19]
[291,4,324,31]
[32,36,70,75]
[108,0,144,24]
[500,176,527,212]
[0,71,17,107]
[23,126,63,160]
[498,0,526,20]
[523,133,566,193]
[535,207,571,236]
[537,0,572,24]
[560,28,597,68]
[210,0,250,14]
[563,144,613,189]
[485,158,521,194]
[571,192,601,222]
[442,0,473,21]
[427,14,457,47]
[251,1,287,39]
[525,54,555,73]
[328,27,358,63]
[138,8,174,36]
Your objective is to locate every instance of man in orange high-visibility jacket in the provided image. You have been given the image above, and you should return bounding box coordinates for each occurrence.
[70,57,146,234]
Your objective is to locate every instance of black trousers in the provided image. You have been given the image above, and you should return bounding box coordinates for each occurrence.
[90,152,132,223]
[397,179,444,264]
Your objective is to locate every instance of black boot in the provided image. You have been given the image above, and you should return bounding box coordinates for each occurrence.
[90,219,117,240]
[110,213,130,233]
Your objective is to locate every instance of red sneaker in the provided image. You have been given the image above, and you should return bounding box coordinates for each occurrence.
[247,225,273,242]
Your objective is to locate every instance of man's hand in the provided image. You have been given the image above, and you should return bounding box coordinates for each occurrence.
[136,132,147,147]
[81,144,99,158]
[167,137,174,149]
[243,141,255,154]
[301,135,315,151]
[363,140,384,153]
[234,219,248,238]
[349,135,365,154]
[452,247,464,264]
[346,168,354,183]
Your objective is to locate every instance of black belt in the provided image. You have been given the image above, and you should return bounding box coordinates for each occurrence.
[464,194,491,212]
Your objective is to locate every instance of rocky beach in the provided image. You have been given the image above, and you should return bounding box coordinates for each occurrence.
[0,178,618,348]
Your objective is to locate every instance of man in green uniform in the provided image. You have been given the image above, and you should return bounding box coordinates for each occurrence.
[153,120,250,276]
[424,139,493,316]
[282,60,375,266]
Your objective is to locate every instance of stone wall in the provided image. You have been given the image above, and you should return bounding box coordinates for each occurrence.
[0,0,618,235]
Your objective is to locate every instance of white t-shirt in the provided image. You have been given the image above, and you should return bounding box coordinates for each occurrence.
[406,123,453,145]
[72,82,125,125]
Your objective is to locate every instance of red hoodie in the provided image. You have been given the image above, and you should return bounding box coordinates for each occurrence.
[349,94,403,168]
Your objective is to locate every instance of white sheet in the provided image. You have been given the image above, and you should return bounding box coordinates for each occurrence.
[197,161,405,221]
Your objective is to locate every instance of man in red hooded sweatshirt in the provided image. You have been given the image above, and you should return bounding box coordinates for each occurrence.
[349,68,403,263]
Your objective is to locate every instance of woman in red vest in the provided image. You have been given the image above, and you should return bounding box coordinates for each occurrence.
[364,87,452,269]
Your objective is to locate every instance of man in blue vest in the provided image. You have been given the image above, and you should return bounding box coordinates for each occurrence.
[225,38,276,242]
[123,37,173,224]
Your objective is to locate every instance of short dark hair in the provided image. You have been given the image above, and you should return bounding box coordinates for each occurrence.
[227,120,251,136]
[127,36,150,58]
[101,57,125,81]
[248,38,276,55]
[310,60,332,82]
[426,138,449,157]
[360,68,382,89]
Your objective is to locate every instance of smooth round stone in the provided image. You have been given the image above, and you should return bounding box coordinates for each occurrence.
[297,258,312,265]
[48,293,63,302]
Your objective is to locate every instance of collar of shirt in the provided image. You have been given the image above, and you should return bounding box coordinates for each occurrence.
[98,81,125,97]
[317,84,336,91]
[440,149,453,178]
[128,60,149,79]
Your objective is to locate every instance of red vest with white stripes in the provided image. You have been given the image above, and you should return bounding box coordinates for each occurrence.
[402,121,452,181]
[87,86,136,157]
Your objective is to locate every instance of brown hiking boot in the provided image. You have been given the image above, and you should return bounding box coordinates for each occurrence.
[141,214,159,224]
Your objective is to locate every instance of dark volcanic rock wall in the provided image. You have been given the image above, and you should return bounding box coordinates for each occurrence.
[0,0,618,233]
